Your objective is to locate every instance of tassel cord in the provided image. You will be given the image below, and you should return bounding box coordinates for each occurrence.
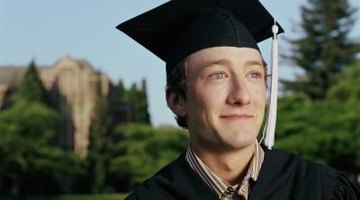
[261,22,279,150]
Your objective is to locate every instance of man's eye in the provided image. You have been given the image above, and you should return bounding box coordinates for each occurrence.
[209,72,228,80]
[247,71,263,79]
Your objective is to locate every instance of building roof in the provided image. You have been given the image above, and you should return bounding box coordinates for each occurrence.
[0,66,27,86]
[0,56,101,88]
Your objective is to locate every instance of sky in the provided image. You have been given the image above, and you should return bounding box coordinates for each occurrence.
[1,0,359,126]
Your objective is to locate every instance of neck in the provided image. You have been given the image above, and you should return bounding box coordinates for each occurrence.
[191,142,256,185]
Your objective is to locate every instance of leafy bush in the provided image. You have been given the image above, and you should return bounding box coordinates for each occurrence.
[110,123,188,191]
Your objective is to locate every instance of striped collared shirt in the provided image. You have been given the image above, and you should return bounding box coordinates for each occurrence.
[185,142,264,200]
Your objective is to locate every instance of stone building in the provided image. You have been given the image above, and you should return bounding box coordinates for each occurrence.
[0,57,132,158]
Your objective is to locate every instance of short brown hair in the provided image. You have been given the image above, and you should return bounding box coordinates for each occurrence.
[166,60,188,128]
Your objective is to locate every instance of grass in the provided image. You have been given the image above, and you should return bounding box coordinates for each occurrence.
[0,193,127,200]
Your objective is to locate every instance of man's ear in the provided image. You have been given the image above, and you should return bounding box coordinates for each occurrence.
[166,89,186,117]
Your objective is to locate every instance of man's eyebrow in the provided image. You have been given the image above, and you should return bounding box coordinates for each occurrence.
[243,59,265,67]
[195,58,266,74]
[202,59,265,68]
[201,59,232,68]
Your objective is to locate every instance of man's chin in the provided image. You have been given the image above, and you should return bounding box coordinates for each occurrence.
[217,139,257,152]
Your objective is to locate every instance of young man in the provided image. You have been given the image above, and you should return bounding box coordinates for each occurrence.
[117,0,360,199]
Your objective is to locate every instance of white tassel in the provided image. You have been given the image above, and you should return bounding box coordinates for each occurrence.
[263,21,279,150]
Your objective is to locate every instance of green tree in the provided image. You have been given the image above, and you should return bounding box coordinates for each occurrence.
[122,79,151,124]
[0,101,84,197]
[275,93,312,139]
[110,123,188,192]
[134,79,151,124]
[117,80,126,101]
[283,0,359,100]
[276,101,360,178]
[276,61,360,183]
[324,61,360,181]
[327,60,360,103]
[16,60,48,104]
[86,73,113,193]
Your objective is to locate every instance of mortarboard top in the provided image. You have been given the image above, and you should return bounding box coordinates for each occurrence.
[117,0,283,74]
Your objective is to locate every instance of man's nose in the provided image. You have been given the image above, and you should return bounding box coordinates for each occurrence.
[226,77,251,105]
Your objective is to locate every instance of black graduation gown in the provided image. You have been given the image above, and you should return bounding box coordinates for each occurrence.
[125,148,360,199]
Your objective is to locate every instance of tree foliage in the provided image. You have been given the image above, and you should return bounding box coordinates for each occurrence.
[110,124,188,191]
[119,79,151,124]
[16,61,48,104]
[283,0,359,99]
[275,93,312,139]
[327,60,360,103]
[0,61,85,196]
[86,74,113,193]
[276,61,360,177]
[0,100,84,196]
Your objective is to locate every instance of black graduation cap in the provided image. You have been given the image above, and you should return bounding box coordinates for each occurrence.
[117,0,283,73]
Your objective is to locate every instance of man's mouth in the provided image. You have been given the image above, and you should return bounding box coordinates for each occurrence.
[219,114,254,120]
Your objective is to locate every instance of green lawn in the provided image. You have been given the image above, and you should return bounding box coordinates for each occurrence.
[0,193,127,200]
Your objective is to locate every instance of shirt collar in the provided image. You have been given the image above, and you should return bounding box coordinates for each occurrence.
[185,141,264,199]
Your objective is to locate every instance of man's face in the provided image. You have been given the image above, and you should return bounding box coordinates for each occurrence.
[182,46,266,151]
